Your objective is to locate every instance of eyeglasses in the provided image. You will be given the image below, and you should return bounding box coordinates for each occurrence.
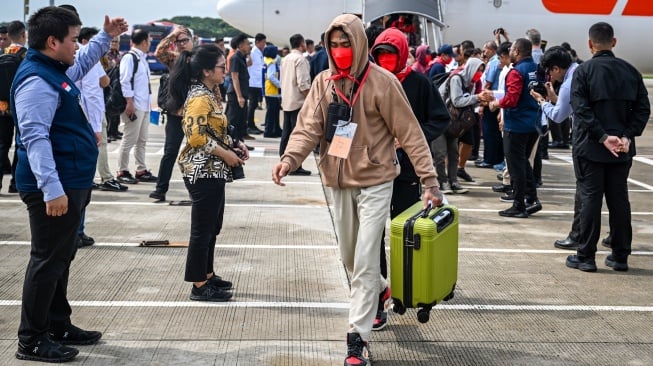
[215,64,226,71]
[175,38,190,46]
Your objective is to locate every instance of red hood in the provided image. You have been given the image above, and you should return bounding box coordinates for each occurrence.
[370,28,409,74]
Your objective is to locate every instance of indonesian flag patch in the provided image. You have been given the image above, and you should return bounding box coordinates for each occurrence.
[61,82,72,92]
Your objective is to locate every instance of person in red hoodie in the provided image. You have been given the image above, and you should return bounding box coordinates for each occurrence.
[369,27,450,331]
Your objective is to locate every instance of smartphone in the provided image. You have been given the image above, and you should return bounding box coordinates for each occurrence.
[128,113,137,122]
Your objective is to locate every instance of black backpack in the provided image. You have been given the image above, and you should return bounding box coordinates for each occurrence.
[0,47,27,115]
[105,51,139,116]
[431,71,451,91]
[157,72,169,112]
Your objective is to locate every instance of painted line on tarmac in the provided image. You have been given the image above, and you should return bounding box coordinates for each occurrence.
[551,154,653,192]
[633,156,653,166]
[168,179,322,185]
[0,200,328,208]
[0,300,651,312]
[1,200,653,215]
[1,241,651,255]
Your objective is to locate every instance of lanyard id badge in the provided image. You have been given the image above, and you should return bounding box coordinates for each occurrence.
[327,120,358,159]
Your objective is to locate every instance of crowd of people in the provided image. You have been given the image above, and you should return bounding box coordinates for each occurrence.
[1,5,649,365]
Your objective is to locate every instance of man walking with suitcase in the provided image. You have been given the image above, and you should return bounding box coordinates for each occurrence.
[272,14,442,366]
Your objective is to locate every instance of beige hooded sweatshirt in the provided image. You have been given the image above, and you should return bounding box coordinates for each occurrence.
[280,14,437,189]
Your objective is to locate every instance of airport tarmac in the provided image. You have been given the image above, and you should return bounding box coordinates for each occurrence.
[0,79,651,365]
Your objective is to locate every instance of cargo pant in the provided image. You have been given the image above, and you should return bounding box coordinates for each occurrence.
[330,180,392,341]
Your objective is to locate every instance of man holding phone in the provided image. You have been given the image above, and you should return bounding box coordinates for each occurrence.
[116,29,157,184]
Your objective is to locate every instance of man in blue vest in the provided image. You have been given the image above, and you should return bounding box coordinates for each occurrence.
[11,7,127,363]
[489,38,541,218]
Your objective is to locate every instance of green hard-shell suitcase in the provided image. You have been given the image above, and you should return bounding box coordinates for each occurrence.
[390,201,458,323]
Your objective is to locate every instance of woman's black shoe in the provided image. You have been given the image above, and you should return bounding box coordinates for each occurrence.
[190,282,232,302]
[208,274,233,290]
[16,336,79,362]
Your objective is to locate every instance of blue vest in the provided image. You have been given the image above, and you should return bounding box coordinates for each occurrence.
[503,57,538,133]
[11,49,98,192]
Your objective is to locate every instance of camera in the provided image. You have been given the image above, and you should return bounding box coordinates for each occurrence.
[494,27,505,36]
[528,81,547,96]
[326,102,350,142]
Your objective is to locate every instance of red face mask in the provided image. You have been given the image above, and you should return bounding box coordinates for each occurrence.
[331,47,353,70]
[472,71,483,83]
[377,53,398,73]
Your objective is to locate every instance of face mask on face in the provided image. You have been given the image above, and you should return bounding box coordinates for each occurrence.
[331,47,353,70]
[472,71,483,83]
[377,53,398,73]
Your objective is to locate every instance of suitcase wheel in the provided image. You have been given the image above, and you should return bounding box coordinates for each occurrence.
[417,308,430,323]
[392,299,406,315]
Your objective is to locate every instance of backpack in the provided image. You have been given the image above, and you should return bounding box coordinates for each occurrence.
[105,51,138,116]
[0,47,27,116]
[441,73,476,138]
[157,72,169,111]
[431,71,451,91]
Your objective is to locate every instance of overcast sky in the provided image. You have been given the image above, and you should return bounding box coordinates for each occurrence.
[3,0,221,27]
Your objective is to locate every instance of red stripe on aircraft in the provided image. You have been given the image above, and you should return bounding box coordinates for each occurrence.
[622,0,653,16]
[541,0,617,14]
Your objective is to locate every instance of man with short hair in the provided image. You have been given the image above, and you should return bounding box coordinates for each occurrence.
[279,33,312,176]
[0,20,27,194]
[272,14,442,366]
[247,33,266,135]
[566,22,649,272]
[529,46,585,250]
[226,34,252,141]
[116,29,157,185]
[428,43,454,77]
[0,26,8,53]
[309,33,329,81]
[489,38,541,218]
[11,7,127,362]
[526,28,543,64]
[476,40,504,169]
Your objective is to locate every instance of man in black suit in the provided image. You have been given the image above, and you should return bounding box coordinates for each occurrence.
[567,22,649,272]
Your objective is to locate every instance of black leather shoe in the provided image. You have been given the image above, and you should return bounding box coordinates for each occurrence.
[498,206,528,218]
[492,184,511,193]
[601,235,612,248]
[526,200,542,215]
[247,127,263,135]
[16,336,79,362]
[289,167,311,176]
[149,190,166,202]
[565,255,597,272]
[496,173,503,181]
[49,324,102,345]
[554,237,579,250]
[457,168,474,182]
[77,233,95,247]
[604,254,628,271]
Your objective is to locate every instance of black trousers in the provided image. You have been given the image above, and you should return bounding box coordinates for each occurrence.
[18,188,91,344]
[380,180,421,279]
[575,157,632,262]
[504,131,539,210]
[264,97,282,137]
[247,87,262,129]
[0,115,17,188]
[106,113,120,137]
[155,114,184,194]
[481,108,503,165]
[279,109,299,156]
[184,178,226,282]
[226,92,248,140]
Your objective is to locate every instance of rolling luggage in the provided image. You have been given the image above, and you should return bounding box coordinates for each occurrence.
[390,202,458,323]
